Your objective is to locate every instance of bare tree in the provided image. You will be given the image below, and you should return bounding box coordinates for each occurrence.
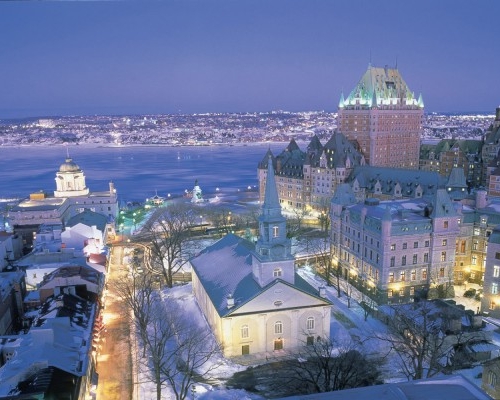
[376,300,486,380]
[142,203,195,288]
[269,336,382,395]
[162,315,222,400]
[204,206,234,237]
[116,268,221,400]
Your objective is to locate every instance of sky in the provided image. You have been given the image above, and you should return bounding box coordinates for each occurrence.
[1,0,499,118]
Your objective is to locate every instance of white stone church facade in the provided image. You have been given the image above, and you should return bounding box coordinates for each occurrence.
[191,160,331,358]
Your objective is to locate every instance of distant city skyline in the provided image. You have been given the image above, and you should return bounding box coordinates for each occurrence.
[1,1,499,119]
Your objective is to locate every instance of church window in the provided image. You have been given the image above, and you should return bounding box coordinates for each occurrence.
[306,317,315,330]
[241,325,249,339]
[273,226,279,238]
[275,321,283,334]
[488,371,497,387]
[273,268,282,277]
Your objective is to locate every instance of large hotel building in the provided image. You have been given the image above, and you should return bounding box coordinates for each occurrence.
[338,64,424,169]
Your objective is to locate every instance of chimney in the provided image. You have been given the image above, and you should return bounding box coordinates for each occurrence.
[495,106,500,122]
[227,294,235,309]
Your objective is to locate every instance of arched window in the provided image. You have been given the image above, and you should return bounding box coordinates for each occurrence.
[307,317,315,330]
[273,268,282,277]
[241,325,249,339]
[273,226,279,238]
[275,321,283,334]
[489,370,497,387]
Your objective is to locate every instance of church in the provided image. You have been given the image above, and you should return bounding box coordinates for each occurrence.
[7,155,118,248]
[191,160,331,358]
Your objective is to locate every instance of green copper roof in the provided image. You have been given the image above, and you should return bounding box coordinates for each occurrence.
[342,64,420,109]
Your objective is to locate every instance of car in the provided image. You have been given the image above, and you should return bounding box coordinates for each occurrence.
[464,288,477,298]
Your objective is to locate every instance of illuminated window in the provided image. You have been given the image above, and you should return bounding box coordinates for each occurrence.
[389,272,394,283]
[441,252,446,262]
[391,243,396,251]
[439,267,445,278]
[422,269,427,280]
[492,283,498,295]
[241,325,249,339]
[444,221,448,229]
[494,266,500,278]
[411,270,416,281]
[472,256,477,265]
[388,289,393,298]
[400,271,406,282]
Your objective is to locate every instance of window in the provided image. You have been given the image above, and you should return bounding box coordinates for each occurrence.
[307,317,315,330]
[413,254,418,264]
[274,339,283,350]
[425,240,430,247]
[442,239,447,246]
[424,253,429,263]
[273,268,282,277]
[400,271,406,282]
[473,241,478,250]
[413,242,418,248]
[273,226,279,238]
[402,255,407,266]
[388,289,393,298]
[490,300,496,310]
[410,287,415,296]
[275,321,283,334]
[494,266,500,278]
[422,269,428,280]
[391,244,396,251]
[441,252,446,262]
[488,371,497,387]
[444,221,448,228]
[241,325,249,339]
[492,283,498,295]
[411,270,416,281]
[496,252,500,260]
[472,256,477,265]
[402,243,407,250]
[390,256,395,267]
[242,345,250,355]
[307,336,315,346]
[439,267,445,278]
[399,288,404,296]
[389,272,394,283]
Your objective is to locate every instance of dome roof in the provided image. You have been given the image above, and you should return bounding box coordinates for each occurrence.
[59,158,81,173]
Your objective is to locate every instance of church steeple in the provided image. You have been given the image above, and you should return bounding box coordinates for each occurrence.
[252,159,294,287]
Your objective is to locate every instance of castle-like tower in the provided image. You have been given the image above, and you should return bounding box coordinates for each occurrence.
[338,64,424,169]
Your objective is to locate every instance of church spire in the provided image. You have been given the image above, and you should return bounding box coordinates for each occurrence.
[262,156,281,216]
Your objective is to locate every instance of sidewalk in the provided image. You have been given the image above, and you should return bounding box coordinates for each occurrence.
[95,245,134,400]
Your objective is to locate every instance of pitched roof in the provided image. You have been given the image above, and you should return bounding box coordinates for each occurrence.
[66,209,107,231]
[190,234,328,317]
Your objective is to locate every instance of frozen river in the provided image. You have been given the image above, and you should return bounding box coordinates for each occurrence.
[0,143,288,204]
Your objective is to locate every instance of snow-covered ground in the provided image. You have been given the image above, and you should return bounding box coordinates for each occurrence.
[133,267,493,399]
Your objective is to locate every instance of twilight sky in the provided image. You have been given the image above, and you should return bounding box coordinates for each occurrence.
[1,1,499,118]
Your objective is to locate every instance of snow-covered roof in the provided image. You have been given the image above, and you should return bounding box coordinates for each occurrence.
[278,374,490,400]
[190,233,327,317]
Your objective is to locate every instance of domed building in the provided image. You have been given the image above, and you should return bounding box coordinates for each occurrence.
[8,155,118,248]
[54,158,90,198]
